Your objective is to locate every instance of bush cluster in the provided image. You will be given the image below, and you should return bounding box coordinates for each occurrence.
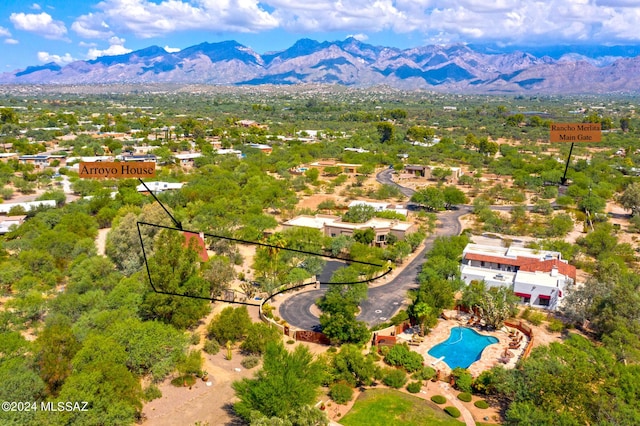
[241,356,260,369]
[444,406,461,418]
[329,383,354,404]
[383,343,425,372]
[457,392,472,402]
[474,400,490,409]
[406,381,422,393]
[431,395,446,404]
[203,338,220,355]
[382,368,407,389]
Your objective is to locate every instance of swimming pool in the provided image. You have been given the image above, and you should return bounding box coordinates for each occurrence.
[428,326,498,369]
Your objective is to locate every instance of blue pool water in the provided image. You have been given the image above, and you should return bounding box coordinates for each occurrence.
[428,327,499,369]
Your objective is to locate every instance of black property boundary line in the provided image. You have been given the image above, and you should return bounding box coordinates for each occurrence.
[136,221,392,307]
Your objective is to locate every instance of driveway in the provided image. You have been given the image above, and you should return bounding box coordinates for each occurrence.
[278,169,470,330]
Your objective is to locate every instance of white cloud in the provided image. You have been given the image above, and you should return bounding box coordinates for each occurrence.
[10,12,68,40]
[164,45,180,53]
[72,13,113,39]
[0,26,11,37]
[30,3,41,10]
[72,0,279,39]
[86,36,132,59]
[347,33,368,42]
[58,0,640,48]
[37,51,76,64]
[5,39,19,45]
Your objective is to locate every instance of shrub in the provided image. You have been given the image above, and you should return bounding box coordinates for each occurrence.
[406,381,421,393]
[431,395,447,404]
[241,356,260,369]
[528,311,546,326]
[171,374,196,387]
[203,338,220,355]
[444,406,461,418]
[547,318,564,332]
[367,351,381,362]
[382,368,407,389]
[287,339,295,344]
[520,307,531,320]
[457,392,472,402]
[189,333,201,345]
[208,306,252,343]
[383,343,425,372]
[329,382,354,404]
[412,366,435,381]
[143,384,162,401]
[451,367,473,393]
[327,347,338,353]
[474,400,490,409]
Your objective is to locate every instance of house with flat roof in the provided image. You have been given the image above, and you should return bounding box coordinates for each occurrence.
[347,200,408,217]
[0,215,27,234]
[460,243,576,310]
[18,154,66,169]
[283,214,417,246]
[0,200,57,214]
[136,181,184,193]
[174,152,202,168]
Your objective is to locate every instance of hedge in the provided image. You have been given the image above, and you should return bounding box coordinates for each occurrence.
[457,392,472,402]
[474,400,490,409]
[444,406,461,418]
[431,395,446,404]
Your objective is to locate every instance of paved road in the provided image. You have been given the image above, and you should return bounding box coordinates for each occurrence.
[279,169,469,330]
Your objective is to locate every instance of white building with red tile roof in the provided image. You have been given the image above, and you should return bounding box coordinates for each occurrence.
[460,243,576,310]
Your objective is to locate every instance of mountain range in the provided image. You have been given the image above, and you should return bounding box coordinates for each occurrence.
[2,38,640,94]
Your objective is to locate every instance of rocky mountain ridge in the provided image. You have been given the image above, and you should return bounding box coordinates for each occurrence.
[2,38,640,94]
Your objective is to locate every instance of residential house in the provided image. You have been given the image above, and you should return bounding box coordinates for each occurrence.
[459,243,577,310]
[18,154,67,169]
[174,152,202,168]
[116,153,157,163]
[0,215,27,234]
[283,214,417,246]
[0,200,57,214]
[136,181,184,193]
[347,200,408,217]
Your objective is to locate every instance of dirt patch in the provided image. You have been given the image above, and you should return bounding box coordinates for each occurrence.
[95,228,110,256]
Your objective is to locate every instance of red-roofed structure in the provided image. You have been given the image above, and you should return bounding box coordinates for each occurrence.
[519,259,577,281]
[183,232,209,263]
[460,243,577,310]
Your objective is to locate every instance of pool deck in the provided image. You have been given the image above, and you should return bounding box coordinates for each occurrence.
[397,310,527,377]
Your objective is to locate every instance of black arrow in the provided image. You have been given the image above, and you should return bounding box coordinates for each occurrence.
[138,178,182,230]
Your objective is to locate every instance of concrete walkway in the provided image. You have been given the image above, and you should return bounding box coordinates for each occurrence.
[437,382,476,426]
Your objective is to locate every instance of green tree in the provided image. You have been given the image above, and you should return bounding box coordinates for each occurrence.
[443,186,468,209]
[331,344,377,387]
[342,204,376,223]
[240,322,282,355]
[208,306,253,344]
[139,230,209,329]
[376,122,395,143]
[34,316,81,396]
[620,181,640,216]
[233,341,326,420]
[411,186,445,211]
[202,256,236,299]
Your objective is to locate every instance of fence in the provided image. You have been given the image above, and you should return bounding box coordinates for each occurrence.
[295,330,331,345]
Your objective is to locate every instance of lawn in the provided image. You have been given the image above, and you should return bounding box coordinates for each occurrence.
[340,389,465,426]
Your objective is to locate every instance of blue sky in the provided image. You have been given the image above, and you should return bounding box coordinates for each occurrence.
[2,0,640,71]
